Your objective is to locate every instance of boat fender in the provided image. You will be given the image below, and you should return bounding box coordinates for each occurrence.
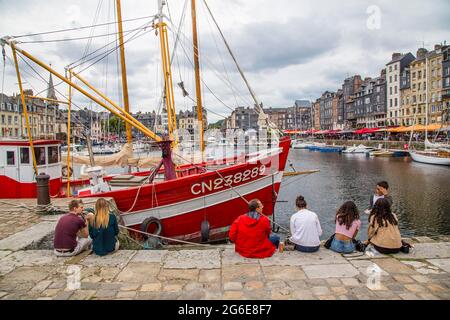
[140,217,163,240]
[200,220,210,243]
[61,165,73,178]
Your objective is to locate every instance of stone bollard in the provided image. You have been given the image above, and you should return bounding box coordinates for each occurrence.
[36,172,51,210]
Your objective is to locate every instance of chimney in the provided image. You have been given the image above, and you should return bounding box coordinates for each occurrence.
[416,48,428,59]
[392,53,402,60]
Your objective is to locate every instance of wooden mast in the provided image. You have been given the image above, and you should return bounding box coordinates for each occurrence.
[116,0,132,143]
[157,0,177,146]
[66,70,72,196]
[191,0,204,151]
[10,43,38,176]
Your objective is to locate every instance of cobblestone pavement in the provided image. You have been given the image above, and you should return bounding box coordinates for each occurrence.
[1,239,450,300]
[0,202,42,240]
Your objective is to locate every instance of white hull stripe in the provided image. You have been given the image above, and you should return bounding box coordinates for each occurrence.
[121,171,283,226]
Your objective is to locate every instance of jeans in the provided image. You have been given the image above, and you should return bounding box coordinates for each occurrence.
[294,244,320,253]
[269,234,280,248]
[330,238,355,254]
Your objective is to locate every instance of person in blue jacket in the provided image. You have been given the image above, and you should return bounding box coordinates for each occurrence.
[89,198,120,256]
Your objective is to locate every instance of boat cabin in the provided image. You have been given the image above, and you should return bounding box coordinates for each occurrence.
[0,139,63,198]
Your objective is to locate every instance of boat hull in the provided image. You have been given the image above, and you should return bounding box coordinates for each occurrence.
[410,151,450,166]
[80,137,291,242]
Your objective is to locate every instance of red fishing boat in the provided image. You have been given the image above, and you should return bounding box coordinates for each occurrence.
[0,0,291,242]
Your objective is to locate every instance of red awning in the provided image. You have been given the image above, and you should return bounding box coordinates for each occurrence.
[354,128,381,134]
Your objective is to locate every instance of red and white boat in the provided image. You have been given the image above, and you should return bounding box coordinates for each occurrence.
[0,0,292,242]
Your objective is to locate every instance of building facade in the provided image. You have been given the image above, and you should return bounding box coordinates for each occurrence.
[386,52,415,126]
[443,45,450,117]
[427,45,444,124]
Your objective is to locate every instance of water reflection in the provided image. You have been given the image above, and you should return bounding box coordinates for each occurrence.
[276,149,450,240]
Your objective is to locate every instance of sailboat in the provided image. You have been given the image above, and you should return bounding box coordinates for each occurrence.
[409,54,450,166]
[0,0,291,242]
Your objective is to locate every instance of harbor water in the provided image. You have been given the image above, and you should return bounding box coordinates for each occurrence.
[276,149,450,240]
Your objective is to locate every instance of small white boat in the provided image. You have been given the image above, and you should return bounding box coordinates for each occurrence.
[369,150,394,157]
[409,150,450,166]
[343,144,376,154]
[92,145,118,155]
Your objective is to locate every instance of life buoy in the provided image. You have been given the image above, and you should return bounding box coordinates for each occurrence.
[201,220,210,243]
[61,165,73,178]
[140,217,163,240]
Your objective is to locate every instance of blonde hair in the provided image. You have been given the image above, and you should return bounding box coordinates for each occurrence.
[92,198,110,229]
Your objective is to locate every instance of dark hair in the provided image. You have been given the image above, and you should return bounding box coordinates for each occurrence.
[336,201,360,230]
[69,199,83,211]
[377,181,389,190]
[296,195,307,209]
[369,198,398,227]
[248,199,261,212]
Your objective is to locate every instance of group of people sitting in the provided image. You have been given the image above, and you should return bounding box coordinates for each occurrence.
[53,180,402,259]
[230,181,405,259]
[53,198,120,257]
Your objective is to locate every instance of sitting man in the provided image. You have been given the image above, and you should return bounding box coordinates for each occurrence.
[54,199,93,257]
[229,199,280,259]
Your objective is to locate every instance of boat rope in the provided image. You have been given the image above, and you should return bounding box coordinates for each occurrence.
[18,26,149,44]
[201,0,280,135]
[118,224,231,248]
[11,15,157,39]
[165,22,252,110]
[1,42,5,107]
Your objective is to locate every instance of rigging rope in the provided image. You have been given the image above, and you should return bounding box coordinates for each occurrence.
[11,15,157,39]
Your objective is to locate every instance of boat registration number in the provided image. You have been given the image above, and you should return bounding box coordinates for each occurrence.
[191,165,266,195]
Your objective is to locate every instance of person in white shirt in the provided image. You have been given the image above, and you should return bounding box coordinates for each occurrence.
[289,195,322,253]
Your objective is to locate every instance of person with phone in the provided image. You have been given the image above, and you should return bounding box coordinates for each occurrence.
[364,181,393,215]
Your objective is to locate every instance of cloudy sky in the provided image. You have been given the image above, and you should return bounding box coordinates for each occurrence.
[0,0,449,123]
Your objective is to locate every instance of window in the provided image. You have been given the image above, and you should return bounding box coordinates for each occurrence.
[395,98,398,107]
[395,74,398,82]
[412,72,416,79]
[47,146,59,164]
[390,87,392,95]
[395,86,398,94]
[390,99,393,107]
[20,148,30,164]
[389,66,392,72]
[7,151,15,165]
[34,147,46,165]
[389,76,392,83]
[395,64,398,70]
[8,116,12,125]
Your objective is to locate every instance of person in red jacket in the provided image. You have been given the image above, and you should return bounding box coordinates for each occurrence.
[229,199,280,259]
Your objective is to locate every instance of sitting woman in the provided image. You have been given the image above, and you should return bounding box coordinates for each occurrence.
[367,198,402,254]
[330,201,361,254]
[289,195,322,253]
[89,198,120,256]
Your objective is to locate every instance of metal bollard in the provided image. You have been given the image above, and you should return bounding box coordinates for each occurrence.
[36,173,51,208]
